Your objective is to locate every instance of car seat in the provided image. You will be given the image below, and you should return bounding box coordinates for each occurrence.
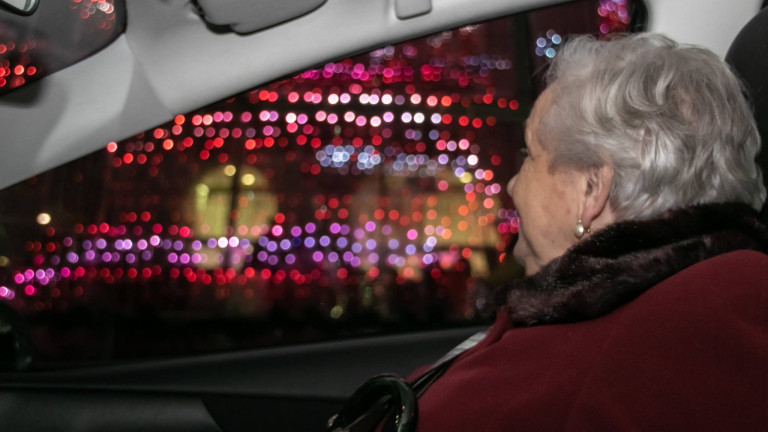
[726,6,768,219]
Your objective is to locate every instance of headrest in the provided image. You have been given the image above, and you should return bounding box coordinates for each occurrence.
[726,7,768,218]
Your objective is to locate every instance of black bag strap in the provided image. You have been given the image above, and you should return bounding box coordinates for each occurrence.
[327,374,417,432]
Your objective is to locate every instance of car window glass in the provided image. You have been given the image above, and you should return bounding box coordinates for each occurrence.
[0,0,641,370]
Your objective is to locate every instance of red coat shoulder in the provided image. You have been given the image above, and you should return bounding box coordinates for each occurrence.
[416,250,768,432]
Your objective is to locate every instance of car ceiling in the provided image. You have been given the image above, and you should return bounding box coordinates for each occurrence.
[0,0,761,191]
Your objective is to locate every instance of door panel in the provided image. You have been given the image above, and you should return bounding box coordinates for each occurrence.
[0,326,482,431]
[0,390,221,432]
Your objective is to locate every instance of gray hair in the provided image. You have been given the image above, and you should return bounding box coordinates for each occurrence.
[539,33,765,220]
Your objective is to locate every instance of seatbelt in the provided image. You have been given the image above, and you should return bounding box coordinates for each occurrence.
[327,330,488,432]
[410,330,487,397]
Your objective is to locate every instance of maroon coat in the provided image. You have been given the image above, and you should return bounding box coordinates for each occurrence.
[416,249,768,431]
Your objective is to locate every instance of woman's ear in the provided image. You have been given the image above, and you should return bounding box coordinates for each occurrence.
[580,165,613,230]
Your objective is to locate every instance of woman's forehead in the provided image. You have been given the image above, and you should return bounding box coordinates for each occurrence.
[525,88,555,143]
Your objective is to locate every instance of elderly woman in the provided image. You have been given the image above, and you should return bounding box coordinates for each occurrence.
[331,33,768,432]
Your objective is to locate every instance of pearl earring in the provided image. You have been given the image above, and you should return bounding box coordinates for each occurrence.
[575,219,590,238]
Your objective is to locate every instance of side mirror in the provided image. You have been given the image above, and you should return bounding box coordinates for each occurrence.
[0,0,39,16]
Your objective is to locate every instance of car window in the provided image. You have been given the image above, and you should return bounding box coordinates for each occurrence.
[0,0,642,370]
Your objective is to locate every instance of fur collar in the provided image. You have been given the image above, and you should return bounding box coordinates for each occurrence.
[501,203,768,326]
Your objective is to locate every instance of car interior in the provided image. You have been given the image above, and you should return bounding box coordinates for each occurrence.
[0,0,765,431]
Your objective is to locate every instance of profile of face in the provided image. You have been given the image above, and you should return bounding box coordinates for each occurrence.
[506,86,615,275]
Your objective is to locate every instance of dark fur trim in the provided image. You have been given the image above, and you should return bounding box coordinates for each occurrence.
[502,203,768,326]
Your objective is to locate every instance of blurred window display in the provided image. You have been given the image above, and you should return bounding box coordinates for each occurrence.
[0,0,638,369]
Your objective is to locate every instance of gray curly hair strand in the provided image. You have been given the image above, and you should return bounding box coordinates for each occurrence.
[539,33,765,220]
